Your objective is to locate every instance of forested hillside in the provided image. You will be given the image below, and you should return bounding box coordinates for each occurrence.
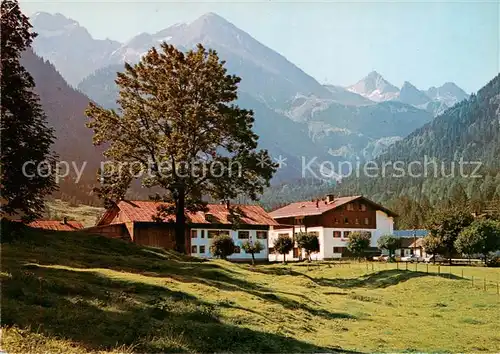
[334,74,500,226]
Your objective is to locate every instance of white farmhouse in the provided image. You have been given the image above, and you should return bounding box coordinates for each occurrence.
[268,195,396,261]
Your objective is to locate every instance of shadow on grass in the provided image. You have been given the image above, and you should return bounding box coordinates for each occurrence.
[252,267,464,289]
[1,265,361,353]
[2,228,364,352]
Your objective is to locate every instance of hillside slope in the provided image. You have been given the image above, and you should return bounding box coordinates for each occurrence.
[2,227,499,353]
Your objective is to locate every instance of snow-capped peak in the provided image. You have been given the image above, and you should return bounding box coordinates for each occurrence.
[347,71,400,102]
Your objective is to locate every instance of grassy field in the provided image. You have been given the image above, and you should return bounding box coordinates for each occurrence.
[2,227,500,353]
[44,199,105,227]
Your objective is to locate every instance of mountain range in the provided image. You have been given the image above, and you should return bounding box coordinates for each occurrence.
[28,11,476,184]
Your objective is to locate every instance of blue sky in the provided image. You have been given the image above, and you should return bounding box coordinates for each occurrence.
[20,0,499,93]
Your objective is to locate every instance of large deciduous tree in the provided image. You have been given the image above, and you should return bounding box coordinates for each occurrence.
[426,207,473,265]
[1,0,57,223]
[456,219,500,263]
[86,43,276,253]
[273,234,293,264]
[295,231,320,261]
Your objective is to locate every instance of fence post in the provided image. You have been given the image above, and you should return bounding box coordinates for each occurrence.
[405,262,408,271]
[397,262,399,270]
[426,263,429,274]
[461,269,464,278]
[438,265,440,275]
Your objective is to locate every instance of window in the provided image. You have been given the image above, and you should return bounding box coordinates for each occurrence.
[293,248,300,258]
[238,231,250,239]
[191,245,197,254]
[269,247,275,254]
[199,245,206,254]
[208,230,230,238]
[333,247,344,253]
[309,231,319,237]
[364,218,369,225]
[361,231,372,239]
[344,217,349,224]
[360,204,367,211]
[334,217,339,224]
[190,230,197,238]
[234,246,241,253]
[278,233,289,238]
[343,231,351,238]
[256,231,268,239]
[355,218,359,225]
[347,203,354,211]
[200,230,205,238]
[333,231,342,238]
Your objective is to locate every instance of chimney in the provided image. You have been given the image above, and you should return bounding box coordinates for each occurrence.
[62,216,68,225]
[225,200,230,209]
[326,194,335,204]
[315,200,319,208]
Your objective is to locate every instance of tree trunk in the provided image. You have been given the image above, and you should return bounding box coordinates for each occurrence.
[174,186,186,254]
[283,253,286,264]
[251,252,255,266]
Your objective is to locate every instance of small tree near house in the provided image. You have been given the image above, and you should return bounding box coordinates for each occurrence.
[426,207,473,264]
[295,232,320,261]
[347,232,371,261]
[210,234,235,260]
[377,234,401,259]
[273,234,293,264]
[241,239,263,265]
[422,235,444,264]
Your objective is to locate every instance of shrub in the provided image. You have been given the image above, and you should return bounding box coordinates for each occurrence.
[209,234,235,260]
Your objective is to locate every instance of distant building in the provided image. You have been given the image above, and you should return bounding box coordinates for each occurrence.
[28,218,84,231]
[393,229,429,238]
[91,200,278,261]
[268,195,396,261]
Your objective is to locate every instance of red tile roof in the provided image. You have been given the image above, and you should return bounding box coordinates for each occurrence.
[269,195,397,219]
[115,200,279,226]
[28,220,84,231]
[269,196,361,219]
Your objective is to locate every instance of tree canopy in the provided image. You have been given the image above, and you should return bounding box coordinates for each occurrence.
[456,219,500,262]
[347,232,371,260]
[426,207,474,264]
[295,232,320,261]
[377,234,401,258]
[273,234,293,263]
[86,43,276,252]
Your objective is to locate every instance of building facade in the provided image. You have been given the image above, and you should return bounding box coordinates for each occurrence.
[268,195,396,261]
[94,200,277,261]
